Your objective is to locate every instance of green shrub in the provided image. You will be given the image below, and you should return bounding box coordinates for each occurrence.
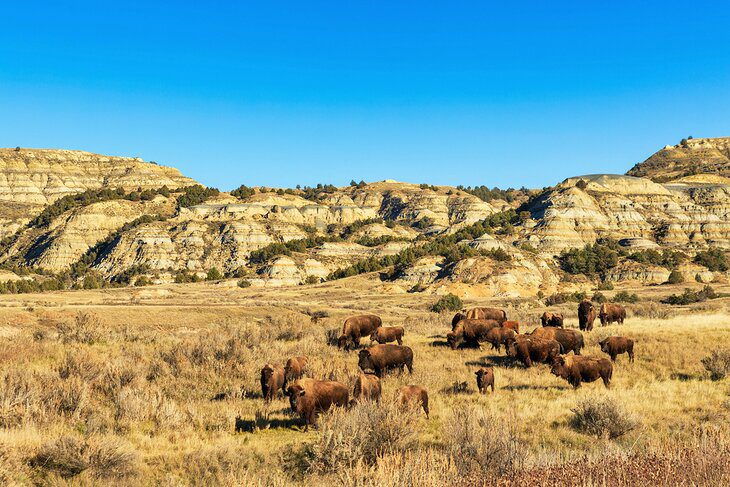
[559,243,618,276]
[592,292,607,304]
[230,185,255,199]
[662,285,718,305]
[596,281,614,291]
[206,268,223,281]
[694,248,729,272]
[628,249,686,269]
[431,294,463,313]
[613,291,640,303]
[237,279,251,288]
[545,291,587,306]
[176,185,220,208]
[667,270,684,284]
[304,275,320,285]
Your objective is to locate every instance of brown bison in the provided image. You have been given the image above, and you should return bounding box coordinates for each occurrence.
[451,311,467,329]
[485,326,517,352]
[502,320,520,333]
[446,319,501,349]
[350,373,382,405]
[599,336,635,362]
[358,344,414,377]
[475,367,495,394]
[578,300,597,331]
[338,314,382,350]
[370,326,405,345]
[506,336,561,368]
[260,363,285,401]
[550,355,613,389]
[531,327,584,355]
[399,385,429,418]
[540,312,564,328]
[283,356,308,386]
[465,307,507,324]
[286,378,349,430]
[599,303,626,326]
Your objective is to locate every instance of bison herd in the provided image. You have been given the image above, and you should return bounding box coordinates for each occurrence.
[258,300,635,430]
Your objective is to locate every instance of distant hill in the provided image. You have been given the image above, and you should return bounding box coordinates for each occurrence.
[627,137,730,182]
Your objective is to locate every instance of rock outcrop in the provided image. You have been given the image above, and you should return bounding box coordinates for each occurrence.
[627,137,730,182]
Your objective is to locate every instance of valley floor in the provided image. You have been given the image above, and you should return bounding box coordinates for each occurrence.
[0,276,728,485]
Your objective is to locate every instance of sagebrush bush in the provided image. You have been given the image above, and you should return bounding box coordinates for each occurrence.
[613,291,640,303]
[30,435,138,480]
[570,396,639,439]
[667,269,684,284]
[57,312,104,344]
[306,399,420,473]
[431,293,462,313]
[631,301,671,320]
[701,349,730,381]
[444,405,525,476]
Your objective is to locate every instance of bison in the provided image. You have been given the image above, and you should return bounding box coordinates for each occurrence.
[260,363,285,401]
[465,307,507,324]
[506,336,561,368]
[578,300,596,331]
[484,326,517,352]
[550,355,612,389]
[451,311,467,329]
[502,320,520,333]
[446,319,501,349]
[285,378,349,430]
[350,373,382,405]
[338,314,382,350]
[370,326,405,345]
[283,356,308,386]
[540,312,564,328]
[599,336,635,362]
[475,367,495,394]
[599,303,626,326]
[531,327,584,355]
[399,385,429,418]
[358,344,414,377]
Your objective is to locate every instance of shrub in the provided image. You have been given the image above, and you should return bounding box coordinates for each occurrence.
[306,309,329,324]
[304,275,320,285]
[613,291,640,303]
[545,291,587,306]
[701,349,730,380]
[631,302,671,320]
[30,436,138,480]
[667,270,684,284]
[592,292,608,304]
[694,248,729,272]
[134,276,151,287]
[431,294,462,313]
[570,396,639,439]
[57,312,103,345]
[305,399,420,473]
[559,242,619,276]
[596,281,614,291]
[662,285,718,305]
[177,185,220,208]
[628,249,686,269]
[444,405,525,475]
[575,179,588,190]
[206,268,223,281]
[230,184,255,199]
[237,279,251,288]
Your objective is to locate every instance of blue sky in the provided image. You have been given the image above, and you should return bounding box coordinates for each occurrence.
[1,1,729,190]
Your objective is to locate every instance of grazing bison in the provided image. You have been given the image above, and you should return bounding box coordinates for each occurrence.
[338,314,382,350]
[465,307,507,324]
[506,336,561,368]
[358,344,414,377]
[599,336,635,363]
[502,320,520,333]
[475,367,495,394]
[578,300,597,331]
[370,326,405,345]
[550,355,613,389]
[286,378,349,430]
[399,385,429,418]
[283,356,308,386]
[260,363,285,401]
[447,319,501,349]
[531,327,584,355]
[599,303,626,326]
[451,312,467,329]
[540,312,564,328]
[350,373,382,405]
[485,326,517,352]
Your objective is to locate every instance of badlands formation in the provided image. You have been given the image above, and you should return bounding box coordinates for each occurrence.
[1,138,730,297]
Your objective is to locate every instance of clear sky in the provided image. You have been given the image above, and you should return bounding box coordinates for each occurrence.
[1,1,729,190]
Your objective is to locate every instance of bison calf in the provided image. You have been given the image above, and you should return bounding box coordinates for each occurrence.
[350,373,382,405]
[447,319,501,349]
[502,320,520,333]
[485,326,516,352]
[599,336,634,362]
[599,303,626,326]
[475,367,495,394]
[540,312,564,328]
[370,326,405,345]
[283,356,308,386]
[550,355,613,389]
[338,314,382,350]
[399,385,429,418]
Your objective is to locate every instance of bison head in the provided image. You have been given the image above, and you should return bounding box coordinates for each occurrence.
[451,312,466,329]
[446,332,462,350]
[358,350,374,372]
[550,356,568,378]
[261,364,275,387]
[505,337,518,357]
[337,335,350,350]
[286,384,306,411]
[598,338,609,353]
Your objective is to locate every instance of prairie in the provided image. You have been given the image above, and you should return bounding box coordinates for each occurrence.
[0,276,729,485]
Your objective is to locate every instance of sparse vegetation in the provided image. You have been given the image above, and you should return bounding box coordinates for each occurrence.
[628,249,686,269]
[662,285,719,305]
[701,349,730,380]
[545,291,587,306]
[694,248,729,272]
[570,396,639,439]
[456,185,530,203]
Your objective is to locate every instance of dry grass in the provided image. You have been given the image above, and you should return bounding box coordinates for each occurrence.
[0,279,728,485]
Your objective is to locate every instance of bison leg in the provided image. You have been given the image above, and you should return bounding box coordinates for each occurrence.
[602,374,611,388]
[397,337,402,345]
[610,353,617,362]
[490,382,495,393]
[628,349,634,363]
